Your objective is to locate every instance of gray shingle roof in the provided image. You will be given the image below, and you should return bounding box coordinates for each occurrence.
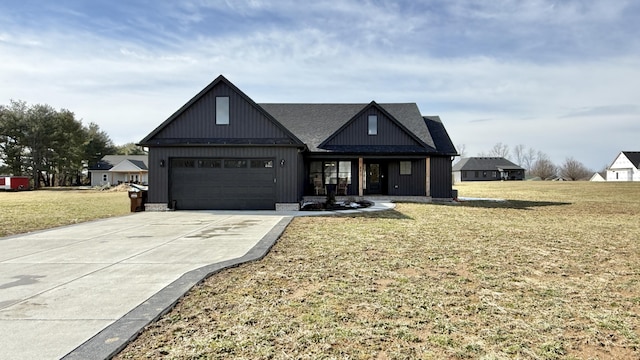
[622,151,640,169]
[423,116,457,155]
[88,155,148,171]
[452,157,524,171]
[259,103,455,155]
[138,75,456,156]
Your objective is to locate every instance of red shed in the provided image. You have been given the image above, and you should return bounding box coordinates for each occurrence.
[0,176,30,191]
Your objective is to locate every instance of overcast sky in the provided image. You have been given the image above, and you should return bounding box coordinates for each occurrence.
[1,0,639,170]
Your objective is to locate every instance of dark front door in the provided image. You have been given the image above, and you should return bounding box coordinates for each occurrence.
[366,163,386,195]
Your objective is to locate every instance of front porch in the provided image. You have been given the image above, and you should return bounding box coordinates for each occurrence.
[305,157,433,197]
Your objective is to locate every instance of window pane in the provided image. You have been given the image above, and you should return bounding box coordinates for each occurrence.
[224,159,247,168]
[250,160,273,168]
[173,159,195,168]
[309,161,322,184]
[338,161,351,184]
[400,161,412,175]
[198,159,221,168]
[324,161,337,184]
[216,97,229,125]
[368,115,377,135]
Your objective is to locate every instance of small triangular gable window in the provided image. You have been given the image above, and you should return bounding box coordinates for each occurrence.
[368,115,377,135]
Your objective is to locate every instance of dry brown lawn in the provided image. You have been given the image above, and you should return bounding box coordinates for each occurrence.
[0,188,130,237]
[113,182,640,358]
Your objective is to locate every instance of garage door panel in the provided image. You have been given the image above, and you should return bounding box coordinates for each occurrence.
[170,158,276,210]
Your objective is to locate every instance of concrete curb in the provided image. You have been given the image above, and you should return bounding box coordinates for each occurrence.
[61,216,293,360]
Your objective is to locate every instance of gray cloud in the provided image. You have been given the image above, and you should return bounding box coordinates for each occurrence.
[561,105,639,118]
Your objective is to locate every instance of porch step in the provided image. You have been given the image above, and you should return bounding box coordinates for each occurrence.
[302,195,433,204]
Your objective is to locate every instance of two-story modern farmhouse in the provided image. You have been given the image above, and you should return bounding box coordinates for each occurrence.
[139,75,457,210]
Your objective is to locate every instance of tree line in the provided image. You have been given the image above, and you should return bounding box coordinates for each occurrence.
[0,100,146,188]
[456,142,594,180]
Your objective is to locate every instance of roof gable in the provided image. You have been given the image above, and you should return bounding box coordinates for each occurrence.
[622,151,640,169]
[139,75,303,147]
[453,157,524,171]
[318,102,428,153]
[110,159,148,172]
[260,102,447,154]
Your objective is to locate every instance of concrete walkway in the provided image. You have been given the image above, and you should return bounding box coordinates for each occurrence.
[0,201,394,360]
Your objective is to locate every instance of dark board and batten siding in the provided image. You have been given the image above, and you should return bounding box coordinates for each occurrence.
[147,146,301,206]
[387,159,427,196]
[430,156,454,198]
[324,107,421,147]
[155,82,291,140]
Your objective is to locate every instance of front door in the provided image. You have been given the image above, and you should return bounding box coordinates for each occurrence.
[366,163,385,194]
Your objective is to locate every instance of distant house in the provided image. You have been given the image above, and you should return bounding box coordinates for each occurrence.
[589,172,606,182]
[452,157,525,183]
[138,75,457,210]
[606,151,640,181]
[88,155,149,186]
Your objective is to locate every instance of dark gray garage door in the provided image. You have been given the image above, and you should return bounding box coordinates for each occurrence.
[170,158,276,210]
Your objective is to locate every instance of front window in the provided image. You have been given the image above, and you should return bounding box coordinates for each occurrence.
[309,161,352,193]
[368,115,378,135]
[324,162,337,184]
[400,161,412,175]
[338,161,352,184]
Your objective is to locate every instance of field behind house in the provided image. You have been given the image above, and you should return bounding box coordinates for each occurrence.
[0,188,130,237]
[115,182,640,360]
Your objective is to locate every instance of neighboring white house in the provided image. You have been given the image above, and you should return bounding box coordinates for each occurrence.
[589,172,606,182]
[89,155,148,186]
[606,151,640,182]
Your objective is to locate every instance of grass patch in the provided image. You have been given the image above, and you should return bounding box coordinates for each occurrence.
[106,181,637,359]
[0,189,130,237]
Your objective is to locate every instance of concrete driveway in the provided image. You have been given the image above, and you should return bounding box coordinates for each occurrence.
[0,211,291,360]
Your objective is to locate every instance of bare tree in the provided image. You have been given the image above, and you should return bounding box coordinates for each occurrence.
[559,157,592,180]
[456,144,467,158]
[521,147,537,172]
[529,151,557,180]
[487,142,511,159]
[454,144,467,164]
[513,144,526,166]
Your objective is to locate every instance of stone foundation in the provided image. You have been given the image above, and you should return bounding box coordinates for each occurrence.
[144,203,172,211]
[275,203,300,211]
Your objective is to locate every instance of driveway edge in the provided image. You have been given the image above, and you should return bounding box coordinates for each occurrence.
[61,216,293,360]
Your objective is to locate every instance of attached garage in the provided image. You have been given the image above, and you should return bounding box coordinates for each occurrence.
[170,158,276,210]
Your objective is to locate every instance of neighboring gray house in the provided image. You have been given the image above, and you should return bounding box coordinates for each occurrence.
[88,155,149,186]
[453,157,524,183]
[138,75,457,210]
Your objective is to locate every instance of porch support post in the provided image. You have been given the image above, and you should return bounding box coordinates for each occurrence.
[358,157,364,197]
[425,157,431,197]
